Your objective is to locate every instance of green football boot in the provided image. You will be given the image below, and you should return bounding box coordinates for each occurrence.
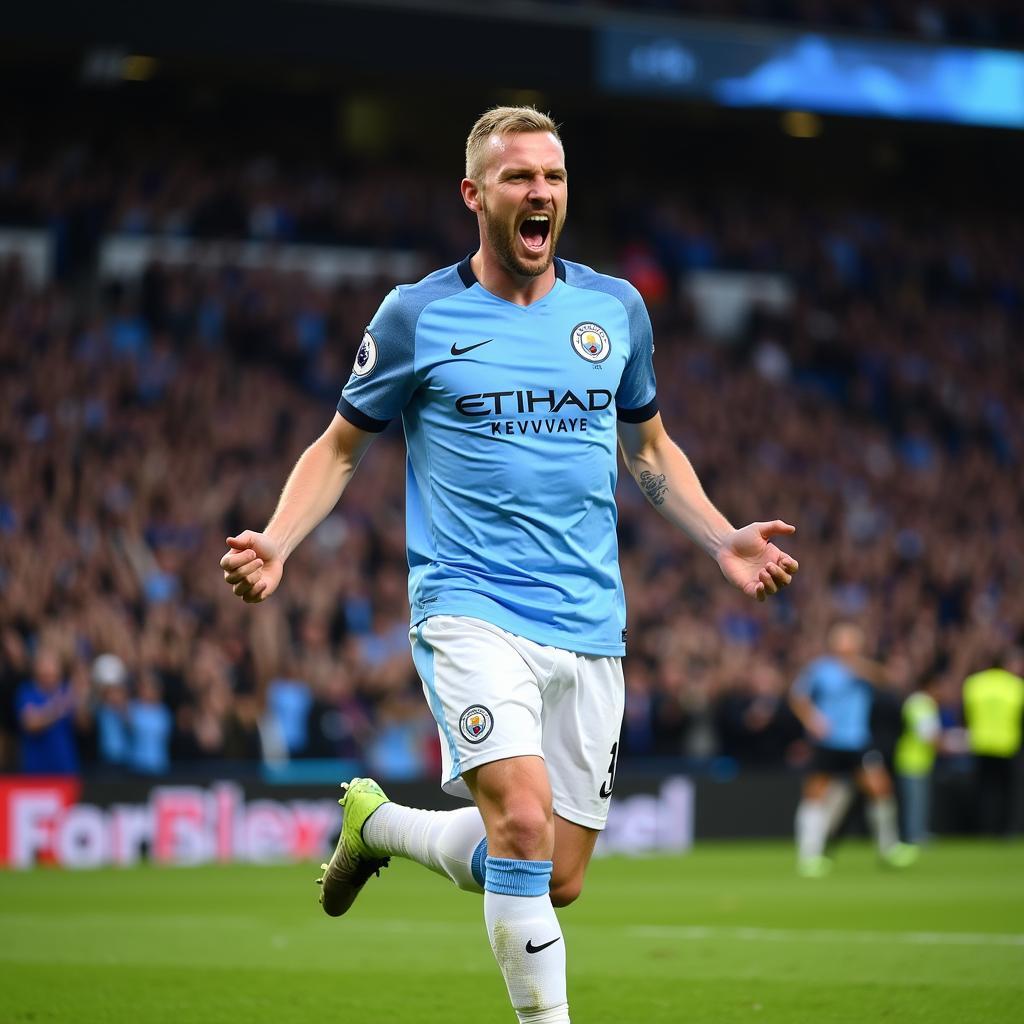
[797,855,834,879]
[316,777,390,917]
[880,842,920,870]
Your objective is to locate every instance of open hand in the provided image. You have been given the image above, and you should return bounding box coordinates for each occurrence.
[219,531,283,604]
[716,520,799,603]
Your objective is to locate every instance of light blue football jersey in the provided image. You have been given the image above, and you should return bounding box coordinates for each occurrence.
[339,255,658,656]
[792,657,873,751]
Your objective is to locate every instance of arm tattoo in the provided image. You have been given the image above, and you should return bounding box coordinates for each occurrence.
[639,470,668,507]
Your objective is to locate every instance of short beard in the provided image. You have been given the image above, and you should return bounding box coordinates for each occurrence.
[481,198,556,279]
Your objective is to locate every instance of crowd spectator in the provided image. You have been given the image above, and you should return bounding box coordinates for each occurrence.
[715,662,804,766]
[92,653,174,775]
[15,647,87,774]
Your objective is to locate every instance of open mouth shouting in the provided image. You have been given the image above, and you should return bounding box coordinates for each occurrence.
[518,212,551,255]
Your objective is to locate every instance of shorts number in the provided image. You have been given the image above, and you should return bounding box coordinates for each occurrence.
[599,742,619,799]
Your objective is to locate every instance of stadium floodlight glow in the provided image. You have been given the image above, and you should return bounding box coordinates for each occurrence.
[121,55,158,82]
[781,111,822,138]
[599,24,1024,130]
[81,49,126,85]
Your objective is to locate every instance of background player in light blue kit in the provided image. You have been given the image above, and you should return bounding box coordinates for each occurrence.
[220,106,799,1024]
[790,622,917,876]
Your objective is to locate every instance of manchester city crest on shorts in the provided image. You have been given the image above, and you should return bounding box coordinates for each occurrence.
[459,704,493,744]
[352,330,378,377]
[571,322,611,363]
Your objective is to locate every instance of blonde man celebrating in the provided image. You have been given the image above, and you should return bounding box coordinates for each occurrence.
[221,106,798,1023]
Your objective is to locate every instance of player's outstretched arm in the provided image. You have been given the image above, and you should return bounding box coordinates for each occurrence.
[617,413,798,602]
[220,412,375,604]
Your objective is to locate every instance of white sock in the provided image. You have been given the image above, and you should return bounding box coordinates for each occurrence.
[484,857,569,1024]
[867,797,899,854]
[362,803,486,893]
[795,799,829,860]
[822,782,853,837]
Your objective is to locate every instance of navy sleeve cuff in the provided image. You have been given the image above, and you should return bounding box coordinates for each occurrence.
[616,397,659,424]
[338,397,390,433]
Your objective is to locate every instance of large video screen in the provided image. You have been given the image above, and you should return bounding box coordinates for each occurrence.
[599,24,1024,129]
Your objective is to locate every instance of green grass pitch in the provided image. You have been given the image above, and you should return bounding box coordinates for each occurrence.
[2,840,1022,1023]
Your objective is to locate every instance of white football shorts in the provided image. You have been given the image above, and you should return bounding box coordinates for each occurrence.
[409,614,625,830]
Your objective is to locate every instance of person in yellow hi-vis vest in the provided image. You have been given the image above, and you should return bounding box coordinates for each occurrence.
[963,650,1024,836]
[895,677,943,846]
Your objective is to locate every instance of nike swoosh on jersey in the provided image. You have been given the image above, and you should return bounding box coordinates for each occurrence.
[450,339,494,356]
[525,937,561,954]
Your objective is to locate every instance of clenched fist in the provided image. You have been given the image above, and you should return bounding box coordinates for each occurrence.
[219,531,284,604]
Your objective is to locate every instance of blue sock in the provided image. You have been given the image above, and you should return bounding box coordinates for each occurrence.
[483,855,552,896]
[471,836,489,889]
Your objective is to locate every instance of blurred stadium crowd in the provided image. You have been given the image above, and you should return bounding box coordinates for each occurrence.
[0,144,474,276]
[0,134,1021,784]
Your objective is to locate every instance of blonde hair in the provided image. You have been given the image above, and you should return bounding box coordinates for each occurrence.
[465,106,562,182]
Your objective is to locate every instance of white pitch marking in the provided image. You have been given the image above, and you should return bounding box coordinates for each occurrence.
[627,925,1024,948]
[307,918,1024,949]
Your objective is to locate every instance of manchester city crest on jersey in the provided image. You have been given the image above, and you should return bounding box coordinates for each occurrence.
[571,322,611,363]
[459,704,494,744]
[352,330,378,377]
